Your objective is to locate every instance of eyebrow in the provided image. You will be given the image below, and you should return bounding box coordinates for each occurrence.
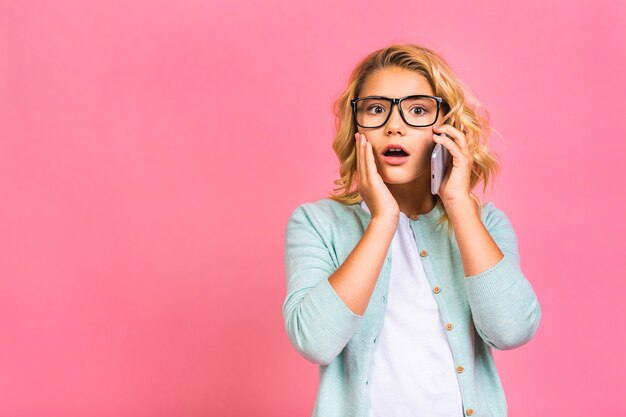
[360,94,433,98]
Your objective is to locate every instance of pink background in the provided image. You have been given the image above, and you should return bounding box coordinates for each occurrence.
[1,0,625,415]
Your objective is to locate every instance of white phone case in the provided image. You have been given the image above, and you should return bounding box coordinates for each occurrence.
[431,135,452,195]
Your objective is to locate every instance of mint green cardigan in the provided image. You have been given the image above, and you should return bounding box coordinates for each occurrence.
[282,198,541,417]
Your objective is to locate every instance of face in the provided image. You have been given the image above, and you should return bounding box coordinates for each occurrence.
[355,67,445,185]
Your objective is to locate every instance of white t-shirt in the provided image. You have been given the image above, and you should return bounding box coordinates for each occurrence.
[360,200,464,417]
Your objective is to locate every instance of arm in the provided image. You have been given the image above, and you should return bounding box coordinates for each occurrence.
[282,204,396,365]
[446,199,542,350]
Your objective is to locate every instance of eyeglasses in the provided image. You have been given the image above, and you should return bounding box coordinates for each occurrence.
[350,95,445,128]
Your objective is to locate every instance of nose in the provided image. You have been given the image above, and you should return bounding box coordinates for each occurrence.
[385,102,405,135]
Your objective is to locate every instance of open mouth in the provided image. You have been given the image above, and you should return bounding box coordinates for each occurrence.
[383,149,409,157]
[381,148,410,165]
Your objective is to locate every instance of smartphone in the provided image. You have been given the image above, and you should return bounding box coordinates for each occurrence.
[431,133,452,195]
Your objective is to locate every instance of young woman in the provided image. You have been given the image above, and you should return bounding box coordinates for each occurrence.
[282,43,541,417]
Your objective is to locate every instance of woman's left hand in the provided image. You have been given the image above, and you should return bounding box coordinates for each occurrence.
[432,124,474,208]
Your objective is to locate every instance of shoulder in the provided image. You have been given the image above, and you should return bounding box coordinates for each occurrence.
[288,198,357,222]
[286,198,361,239]
[480,201,518,238]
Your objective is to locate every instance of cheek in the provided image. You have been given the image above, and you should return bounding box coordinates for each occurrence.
[413,144,436,164]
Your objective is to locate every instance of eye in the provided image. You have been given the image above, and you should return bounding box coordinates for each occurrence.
[409,106,428,115]
[367,104,386,115]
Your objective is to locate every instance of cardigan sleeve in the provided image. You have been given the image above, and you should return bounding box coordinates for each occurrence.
[463,203,542,351]
[282,204,365,365]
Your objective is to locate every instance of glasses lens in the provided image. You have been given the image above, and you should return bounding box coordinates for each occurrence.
[400,97,438,127]
[354,96,439,127]
[355,98,390,128]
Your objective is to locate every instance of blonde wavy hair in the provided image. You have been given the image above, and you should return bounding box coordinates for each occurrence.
[326,43,501,232]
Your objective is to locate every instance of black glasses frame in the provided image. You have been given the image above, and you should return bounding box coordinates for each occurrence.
[350,95,446,128]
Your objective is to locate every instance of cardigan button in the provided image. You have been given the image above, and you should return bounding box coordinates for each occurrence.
[420,250,428,257]
[446,323,454,331]
[433,286,441,294]
[456,365,465,373]
[465,408,474,416]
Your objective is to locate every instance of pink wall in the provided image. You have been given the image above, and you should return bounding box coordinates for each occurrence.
[1,0,625,415]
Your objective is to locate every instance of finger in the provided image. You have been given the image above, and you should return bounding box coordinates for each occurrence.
[360,133,370,184]
[433,124,467,152]
[457,123,475,149]
[353,137,359,184]
[433,133,465,162]
[354,132,359,170]
[365,139,377,180]
[357,133,366,185]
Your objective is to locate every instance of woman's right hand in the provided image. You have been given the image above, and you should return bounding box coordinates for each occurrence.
[354,132,399,223]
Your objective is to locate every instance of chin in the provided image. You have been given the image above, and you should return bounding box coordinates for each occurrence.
[381,173,418,184]
[380,166,426,184]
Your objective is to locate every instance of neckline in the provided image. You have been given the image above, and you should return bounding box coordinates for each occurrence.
[355,197,444,224]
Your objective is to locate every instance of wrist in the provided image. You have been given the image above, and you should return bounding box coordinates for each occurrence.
[370,214,399,229]
[444,196,479,220]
